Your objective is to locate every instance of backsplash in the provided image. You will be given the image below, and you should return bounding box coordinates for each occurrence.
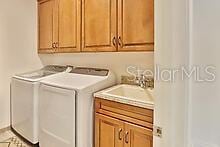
[39,52,154,83]
[121,75,154,88]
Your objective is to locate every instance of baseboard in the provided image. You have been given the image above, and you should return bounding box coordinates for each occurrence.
[0,126,10,134]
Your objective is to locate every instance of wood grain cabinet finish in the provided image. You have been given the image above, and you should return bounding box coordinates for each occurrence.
[124,122,153,147]
[38,0,80,53]
[82,0,154,52]
[57,0,81,52]
[38,0,154,53]
[118,0,154,51]
[95,114,124,147]
[82,0,117,52]
[95,98,153,147]
[38,0,55,53]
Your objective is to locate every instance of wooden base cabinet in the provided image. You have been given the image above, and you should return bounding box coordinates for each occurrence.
[95,114,124,147]
[95,98,153,147]
[124,122,153,147]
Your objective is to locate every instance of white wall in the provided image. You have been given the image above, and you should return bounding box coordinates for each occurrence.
[155,0,220,147]
[189,0,220,147]
[0,0,42,129]
[154,0,189,146]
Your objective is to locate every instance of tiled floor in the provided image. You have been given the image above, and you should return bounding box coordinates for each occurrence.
[0,130,31,147]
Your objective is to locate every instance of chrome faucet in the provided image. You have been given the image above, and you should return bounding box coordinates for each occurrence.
[136,74,154,89]
[139,74,147,88]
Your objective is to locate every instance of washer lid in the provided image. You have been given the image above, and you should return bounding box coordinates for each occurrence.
[13,65,69,82]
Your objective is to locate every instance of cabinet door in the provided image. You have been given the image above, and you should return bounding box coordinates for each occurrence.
[57,0,81,52]
[38,0,57,53]
[124,122,153,147]
[118,0,154,51]
[95,114,124,147]
[82,0,117,52]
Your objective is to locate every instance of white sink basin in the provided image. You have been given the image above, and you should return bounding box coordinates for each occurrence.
[104,84,154,102]
[95,84,154,109]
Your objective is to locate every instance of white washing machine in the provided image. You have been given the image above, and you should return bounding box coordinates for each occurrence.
[11,65,72,145]
[39,67,116,147]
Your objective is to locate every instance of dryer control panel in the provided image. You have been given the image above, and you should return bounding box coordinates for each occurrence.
[70,67,109,76]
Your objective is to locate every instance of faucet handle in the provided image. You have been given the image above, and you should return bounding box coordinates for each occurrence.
[145,77,154,88]
[141,74,146,80]
[135,74,146,88]
[135,76,141,84]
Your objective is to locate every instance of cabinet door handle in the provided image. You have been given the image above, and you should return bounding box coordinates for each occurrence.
[125,131,129,143]
[118,36,123,47]
[118,128,123,140]
[112,36,117,47]
[55,42,59,48]
[52,42,56,48]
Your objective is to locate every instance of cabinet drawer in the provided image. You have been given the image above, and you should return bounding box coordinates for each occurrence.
[95,98,153,129]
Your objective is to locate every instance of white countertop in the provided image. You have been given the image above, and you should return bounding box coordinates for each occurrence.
[94,84,154,110]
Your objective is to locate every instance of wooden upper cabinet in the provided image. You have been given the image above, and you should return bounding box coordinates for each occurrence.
[82,0,117,52]
[38,0,55,53]
[38,0,154,53]
[124,122,153,147]
[57,0,81,52]
[118,0,154,51]
[38,0,80,53]
[95,114,124,147]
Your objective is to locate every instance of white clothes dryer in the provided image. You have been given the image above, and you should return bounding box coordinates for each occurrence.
[39,67,116,147]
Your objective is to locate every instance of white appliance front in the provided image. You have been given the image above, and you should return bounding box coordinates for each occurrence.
[39,69,116,147]
[39,84,76,147]
[11,65,71,144]
[11,78,39,144]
